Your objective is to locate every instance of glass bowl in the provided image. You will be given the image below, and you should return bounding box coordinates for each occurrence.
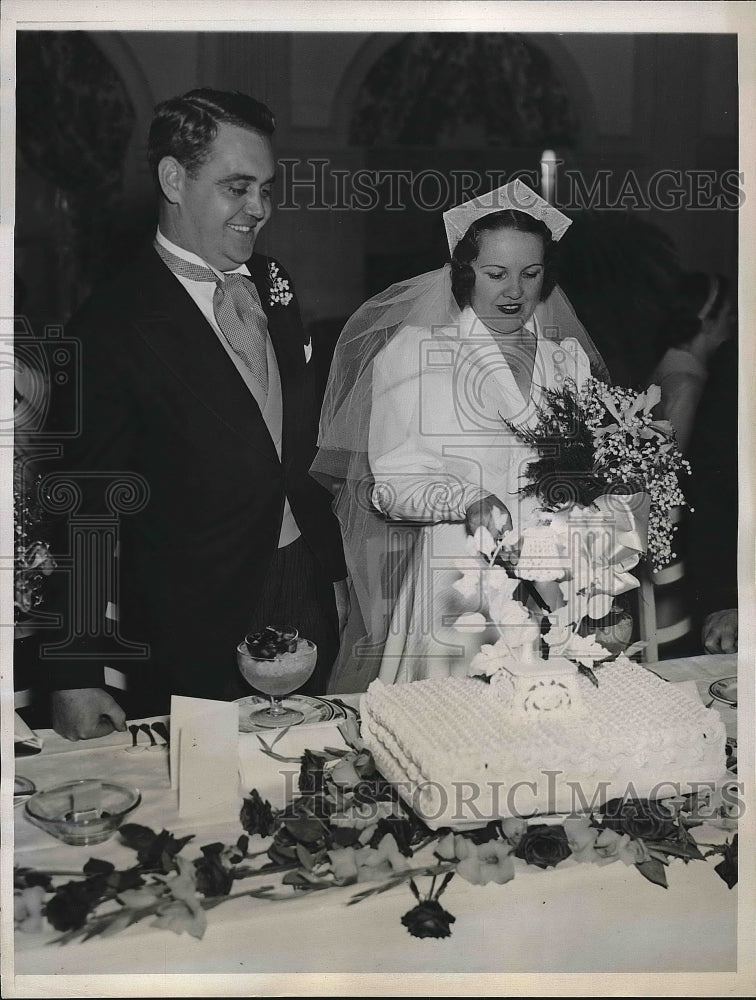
[708,675,737,708]
[236,638,317,696]
[24,779,141,846]
[236,638,318,727]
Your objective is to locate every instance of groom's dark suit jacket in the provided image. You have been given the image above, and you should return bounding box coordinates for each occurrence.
[43,244,346,704]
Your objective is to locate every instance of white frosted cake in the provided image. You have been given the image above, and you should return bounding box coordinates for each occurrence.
[359,657,727,829]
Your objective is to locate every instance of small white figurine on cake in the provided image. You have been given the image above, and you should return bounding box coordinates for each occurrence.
[489,656,584,719]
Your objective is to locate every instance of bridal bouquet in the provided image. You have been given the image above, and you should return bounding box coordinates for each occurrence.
[453,378,689,683]
[506,377,690,572]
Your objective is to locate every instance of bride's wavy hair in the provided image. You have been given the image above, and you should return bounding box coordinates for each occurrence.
[450,210,559,309]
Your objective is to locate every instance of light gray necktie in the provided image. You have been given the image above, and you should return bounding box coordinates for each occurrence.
[154,241,269,396]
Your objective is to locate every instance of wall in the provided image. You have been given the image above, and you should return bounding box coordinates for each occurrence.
[16,30,739,330]
[125,30,735,321]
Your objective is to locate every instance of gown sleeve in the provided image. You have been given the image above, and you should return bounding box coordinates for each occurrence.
[368,325,490,522]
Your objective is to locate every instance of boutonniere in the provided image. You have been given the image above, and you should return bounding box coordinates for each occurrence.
[268,262,293,307]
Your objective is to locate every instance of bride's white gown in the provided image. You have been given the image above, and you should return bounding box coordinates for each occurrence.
[367,305,590,684]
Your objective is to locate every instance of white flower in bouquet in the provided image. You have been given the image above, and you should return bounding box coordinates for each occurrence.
[455,529,542,676]
[452,612,489,634]
[487,593,540,646]
[543,613,613,668]
[504,377,690,573]
[468,638,515,677]
[466,526,497,561]
[453,561,518,604]
[543,496,647,637]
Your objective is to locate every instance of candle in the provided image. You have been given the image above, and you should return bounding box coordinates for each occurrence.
[540,149,557,204]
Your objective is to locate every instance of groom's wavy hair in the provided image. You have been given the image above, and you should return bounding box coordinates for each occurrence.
[148,88,275,187]
[450,210,559,309]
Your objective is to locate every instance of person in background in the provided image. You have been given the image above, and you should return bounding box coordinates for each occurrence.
[649,271,734,453]
[643,271,736,660]
[42,89,347,739]
[702,608,737,654]
[684,326,739,655]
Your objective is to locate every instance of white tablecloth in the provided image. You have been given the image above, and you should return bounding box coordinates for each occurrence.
[648,652,738,740]
[7,656,751,996]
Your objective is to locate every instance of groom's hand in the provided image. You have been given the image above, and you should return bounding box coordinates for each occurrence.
[51,688,127,741]
[465,494,512,540]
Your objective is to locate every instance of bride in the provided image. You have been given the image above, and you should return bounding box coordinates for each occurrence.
[313,181,608,692]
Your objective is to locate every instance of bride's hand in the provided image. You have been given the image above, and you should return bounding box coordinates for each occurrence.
[465,494,512,541]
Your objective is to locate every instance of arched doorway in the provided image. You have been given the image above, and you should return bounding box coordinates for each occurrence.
[345,32,580,295]
[350,33,577,147]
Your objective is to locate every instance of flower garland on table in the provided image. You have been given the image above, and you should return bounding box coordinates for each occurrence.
[14,719,738,943]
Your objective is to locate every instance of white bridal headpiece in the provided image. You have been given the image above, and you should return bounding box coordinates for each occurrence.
[443,178,573,254]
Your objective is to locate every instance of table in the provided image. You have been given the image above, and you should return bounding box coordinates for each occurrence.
[7,656,749,994]
[648,653,738,734]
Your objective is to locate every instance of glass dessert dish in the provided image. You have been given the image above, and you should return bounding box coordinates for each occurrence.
[24,779,141,846]
[237,625,317,728]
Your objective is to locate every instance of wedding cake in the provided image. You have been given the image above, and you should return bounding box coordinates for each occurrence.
[360,656,727,830]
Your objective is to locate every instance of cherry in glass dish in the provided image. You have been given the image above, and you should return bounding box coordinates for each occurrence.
[237,625,317,728]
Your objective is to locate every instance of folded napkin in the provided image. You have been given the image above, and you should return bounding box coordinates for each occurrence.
[170,696,239,822]
[14,712,43,756]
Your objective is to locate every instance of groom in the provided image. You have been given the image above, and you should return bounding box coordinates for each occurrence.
[44,89,348,739]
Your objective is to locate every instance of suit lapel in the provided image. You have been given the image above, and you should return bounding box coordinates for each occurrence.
[131,246,280,467]
[247,256,306,468]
